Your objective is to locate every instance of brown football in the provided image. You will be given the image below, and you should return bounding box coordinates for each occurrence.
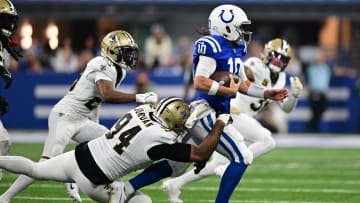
[210,71,240,87]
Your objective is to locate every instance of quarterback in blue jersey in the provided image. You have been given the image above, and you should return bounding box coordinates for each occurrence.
[110,4,288,203]
[193,34,248,114]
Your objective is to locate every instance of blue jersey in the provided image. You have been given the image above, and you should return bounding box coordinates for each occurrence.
[193,35,247,114]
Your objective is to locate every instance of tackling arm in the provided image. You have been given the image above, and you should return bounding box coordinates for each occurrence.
[148,114,230,162]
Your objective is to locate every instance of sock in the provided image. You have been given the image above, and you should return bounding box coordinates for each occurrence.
[129,160,172,191]
[215,162,247,203]
[0,175,34,200]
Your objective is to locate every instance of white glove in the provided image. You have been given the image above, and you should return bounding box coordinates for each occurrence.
[290,76,303,98]
[136,92,158,104]
[216,114,233,125]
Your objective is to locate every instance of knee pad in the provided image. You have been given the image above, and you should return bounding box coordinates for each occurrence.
[167,160,191,177]
[127,191,152,203]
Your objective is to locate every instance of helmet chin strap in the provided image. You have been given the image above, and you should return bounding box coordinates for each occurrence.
[268,64,282,73]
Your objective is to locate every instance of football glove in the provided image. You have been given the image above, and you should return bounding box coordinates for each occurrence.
[193,162,206,174]
[290,76,303,98]
[216,113,233,125]
[136,92,158,104]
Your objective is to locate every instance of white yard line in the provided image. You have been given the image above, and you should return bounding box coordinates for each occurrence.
[1,183,357,194]
[11,196,351,203]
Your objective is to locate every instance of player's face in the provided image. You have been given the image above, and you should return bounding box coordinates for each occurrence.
[269,51,290,71]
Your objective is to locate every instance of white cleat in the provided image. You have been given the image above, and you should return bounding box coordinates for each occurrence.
[65,183,82,203]
[161,179,183,203]
[109,181,127,203]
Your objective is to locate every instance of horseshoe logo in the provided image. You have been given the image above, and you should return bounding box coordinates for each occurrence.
[220,9,234,23]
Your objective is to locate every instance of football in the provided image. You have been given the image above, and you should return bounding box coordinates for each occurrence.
[210,71,239,87]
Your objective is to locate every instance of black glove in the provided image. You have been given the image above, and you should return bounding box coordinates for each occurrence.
[0,96,9,116]
[193,162,206,174]
[0,65,12,88]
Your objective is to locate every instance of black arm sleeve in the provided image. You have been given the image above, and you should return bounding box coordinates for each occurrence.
[147,143,191,162]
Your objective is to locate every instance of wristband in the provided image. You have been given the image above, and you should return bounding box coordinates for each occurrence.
[208,81,219,95]
[247,83,265,98]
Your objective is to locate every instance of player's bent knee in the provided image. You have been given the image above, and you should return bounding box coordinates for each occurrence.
[127,191,152,203]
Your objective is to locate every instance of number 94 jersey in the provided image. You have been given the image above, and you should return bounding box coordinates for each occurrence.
[230,57,286,117]
[53,56,126,117]
[87,104,178,181]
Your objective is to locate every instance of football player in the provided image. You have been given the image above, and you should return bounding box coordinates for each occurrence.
[0,30,158,203]
[0,97,233,203]
[161,38,304,203]
[117,4,289,203]
[0,0,21,180]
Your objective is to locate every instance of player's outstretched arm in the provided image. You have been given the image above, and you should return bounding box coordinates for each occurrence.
[189,114,231,162]
[148,114,231,163]
[96,80,158,104]
[264,88,288,101]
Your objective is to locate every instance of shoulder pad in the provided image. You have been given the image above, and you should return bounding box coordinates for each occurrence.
[194,35,222,56]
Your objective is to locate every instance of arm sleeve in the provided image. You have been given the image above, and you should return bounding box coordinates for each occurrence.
[147,143,191,162]
[194,55,217,78]
[277,95,298,113]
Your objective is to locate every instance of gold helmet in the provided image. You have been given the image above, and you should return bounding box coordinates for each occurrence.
[262,38,291,73]
[101,30,139,69]
[0,0,18,37]
[155,97,190,134]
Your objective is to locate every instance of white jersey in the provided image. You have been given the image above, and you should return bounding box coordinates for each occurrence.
[231,57,286,117]
[88,104,178,181]
[52,56,126,118]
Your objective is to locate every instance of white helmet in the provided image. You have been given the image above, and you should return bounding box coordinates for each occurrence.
[208,4,252,45]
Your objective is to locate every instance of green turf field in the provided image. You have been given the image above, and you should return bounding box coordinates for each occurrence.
[0,144,359,203]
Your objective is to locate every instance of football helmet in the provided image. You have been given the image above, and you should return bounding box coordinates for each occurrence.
[263,38,291,73]
[101,30,139,70]
[208,4,252,45]
[0,0,18,37]
[155,97,190,134]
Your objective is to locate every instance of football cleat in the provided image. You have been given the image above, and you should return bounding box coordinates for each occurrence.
[64,183,82,203]
[108,181,127,203]
[161,179,183,203]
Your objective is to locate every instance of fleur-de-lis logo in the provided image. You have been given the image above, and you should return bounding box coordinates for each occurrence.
[219,9,234,23]
[109,35,119,43]
[262,79,269,86]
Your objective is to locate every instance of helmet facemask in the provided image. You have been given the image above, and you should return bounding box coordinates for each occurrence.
[101,30,139,70]
[0,0,18,37]
[263,38,291,73]
[0,13,18,37]
[267,51,290,73]
[111,46,138,70]
[233,22,252,45]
